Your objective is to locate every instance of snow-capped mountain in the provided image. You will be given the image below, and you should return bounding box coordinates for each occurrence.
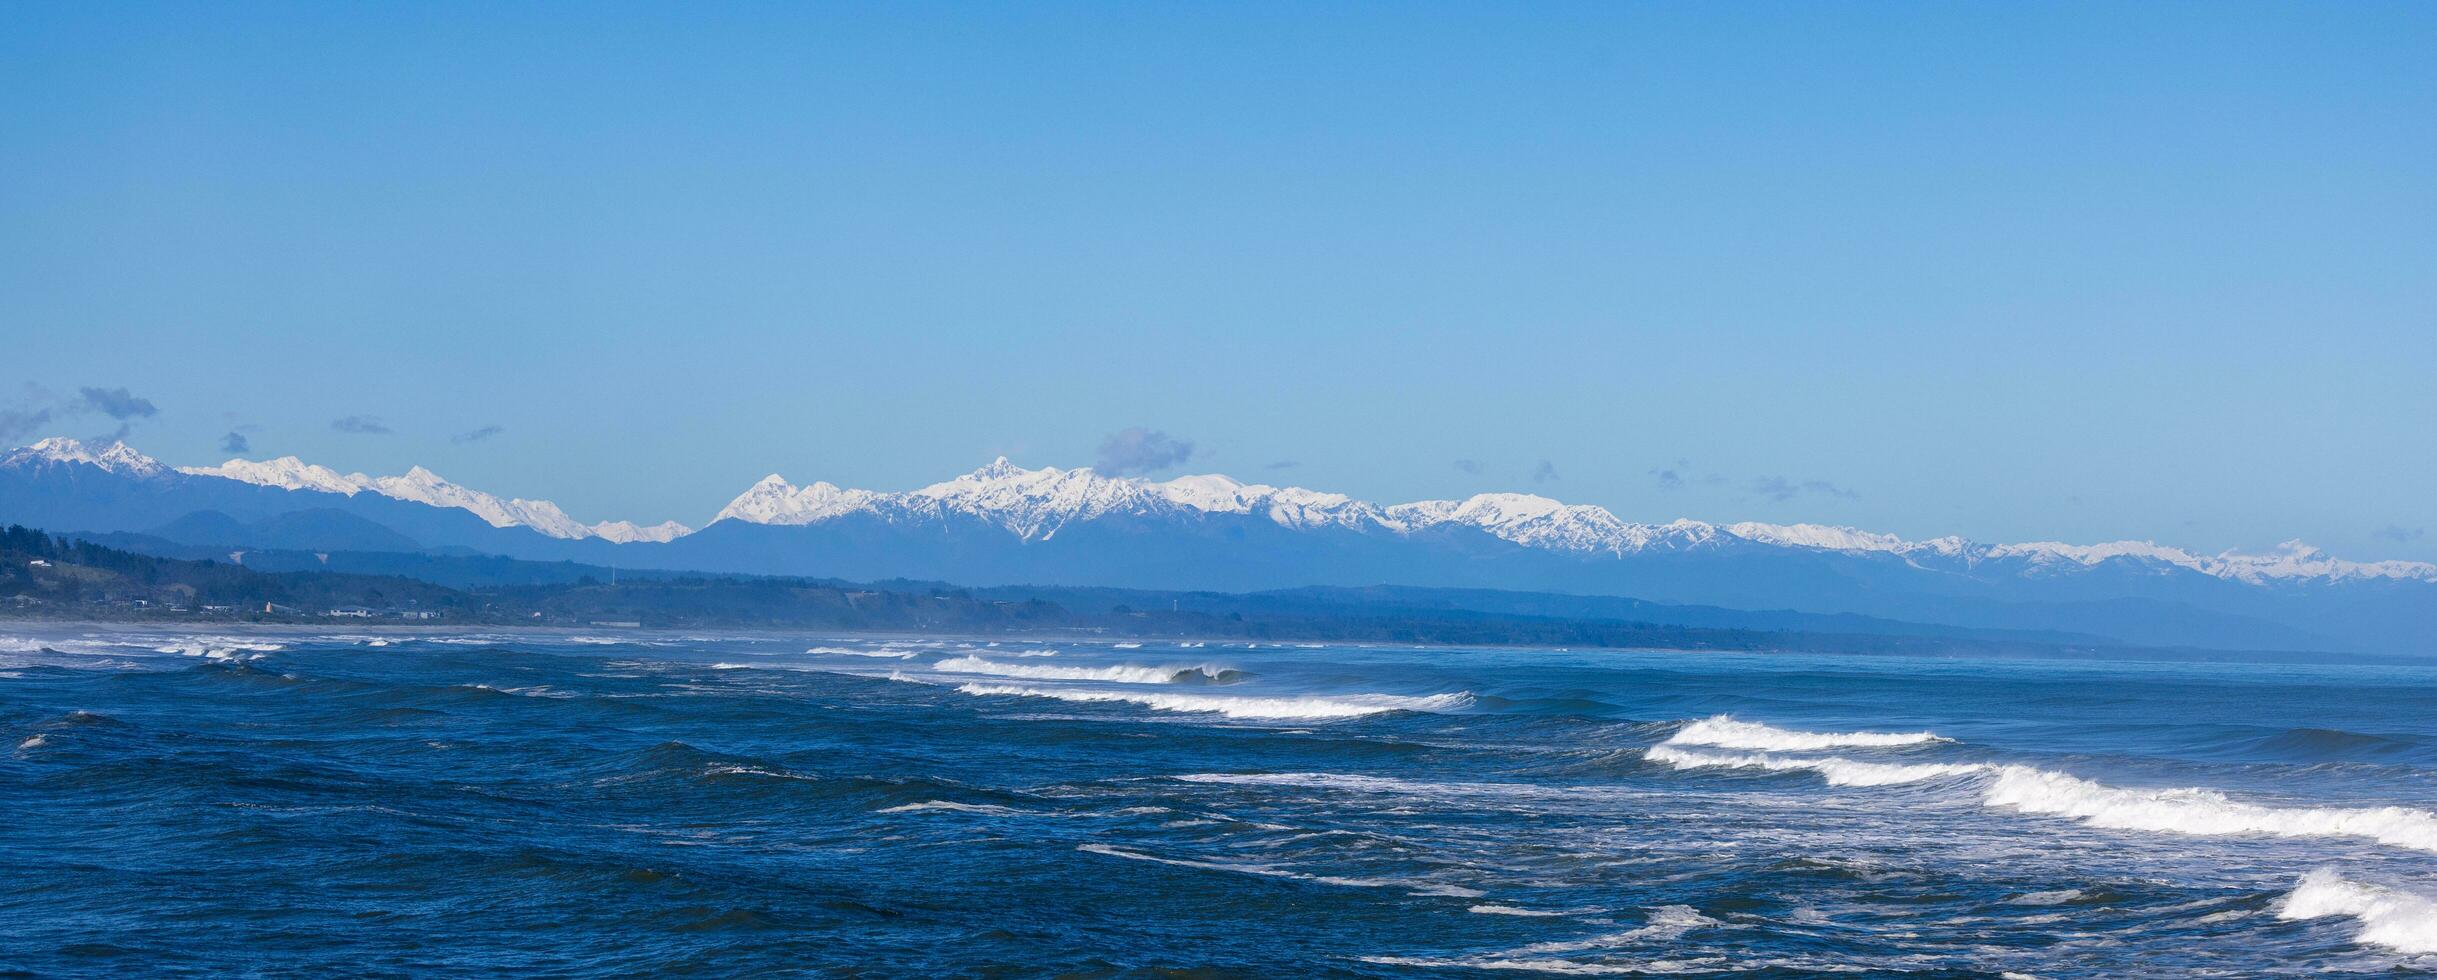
[713,458,2437,587]
[3,439,697,544]
[174,451,693,542]
[7,437,2430,587]
[6,438,2433,654]
[2,437,169,477]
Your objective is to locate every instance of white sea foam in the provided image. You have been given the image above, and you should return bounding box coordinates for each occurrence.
[954,683,1471,720]
[1076,843,1313,881]
[1112,642,1142,649]
[1356,955,1661,975]
[1410,883,1489,898]
[805,646,917,659]
[1470,905,1565,917]
[877,801,1025,815]
[932,655,1236,685]
[2279,870,2437,954]
[1175,771,1582,803]
[1985,766,2437,855]
[155,638,287,659]
[704,764,819,782]
[1664,715,1946,751]
[1644,744,1988,787]
[1358,906,1730,975]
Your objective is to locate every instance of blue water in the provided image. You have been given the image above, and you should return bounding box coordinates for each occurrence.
[4,627,2435,976]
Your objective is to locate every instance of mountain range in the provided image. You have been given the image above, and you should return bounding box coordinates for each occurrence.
[5,436,2431,655]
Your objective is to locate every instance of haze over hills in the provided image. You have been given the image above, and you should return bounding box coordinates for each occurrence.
[5,436,2432,656]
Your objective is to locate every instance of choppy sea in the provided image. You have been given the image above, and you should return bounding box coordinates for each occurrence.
[3,626,2433,976]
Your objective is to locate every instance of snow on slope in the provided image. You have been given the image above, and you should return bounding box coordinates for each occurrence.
[1,437,168,477]
[712,457,2437,585]
[175,454,690,542]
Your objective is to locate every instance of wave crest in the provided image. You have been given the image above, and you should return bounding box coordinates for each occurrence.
[1664,715,1946,751]
[1986,765,2437,854]
[805,645,918,659]
[933,655,1241,685]
[953,682,1470,720]
[1647,743,2437,854]
[1644,744,1987,787]
[2279,870,2437,954]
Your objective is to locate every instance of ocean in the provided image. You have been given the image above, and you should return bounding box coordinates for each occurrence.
[3,626,2433,976]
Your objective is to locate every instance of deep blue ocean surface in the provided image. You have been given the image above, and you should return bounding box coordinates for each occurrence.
[3,626,2434,976]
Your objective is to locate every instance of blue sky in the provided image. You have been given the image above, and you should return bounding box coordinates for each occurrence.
[3,3,2432,557]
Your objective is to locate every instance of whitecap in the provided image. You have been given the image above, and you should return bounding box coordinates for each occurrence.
[806,646,917,659]
[1646,743,2437,854]
[956,683,1470,720]
[932,655,1237,686]
[1516,906,1720,953]
[2278,869,2437,954]
[1664,715,1947,751]
[1985,765,2437,854]
[1643,744,1987,787]
[877,801,1025,815]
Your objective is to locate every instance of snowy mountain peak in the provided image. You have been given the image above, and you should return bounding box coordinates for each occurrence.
[180,456,369,496]
[713,475,879,526]
[4,437,166,476]
[972,456,1023,481]
[589,520,695,544]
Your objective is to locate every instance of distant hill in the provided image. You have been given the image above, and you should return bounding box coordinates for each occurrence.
[3,523,2378,664]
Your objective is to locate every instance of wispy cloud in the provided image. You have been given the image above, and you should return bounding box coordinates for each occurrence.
[1750,475,1859,502]
[1096,427,1195,476]
[0,383,162,444]
[452,424,505,444]
[332,415,392,435]
[1452,459,1484,476]
[1263,460,1301,471]
[0,406,52,442]
[76,386,158,420]
[1531,460,1559,484]
[219,431,252,454]
[1650,459,1695,491]
[2375,524,2426,544]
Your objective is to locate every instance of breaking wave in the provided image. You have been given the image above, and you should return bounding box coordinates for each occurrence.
[1986,765,2437,855]
[156,638,288,661]
[805,646,917,659]
[953,683,1472,720]
[932,655,1243,685]
[1663,715,1946,751]
[1647,742,2437,854]
[1644,744,1986,787]
[2279,870,2437,954]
